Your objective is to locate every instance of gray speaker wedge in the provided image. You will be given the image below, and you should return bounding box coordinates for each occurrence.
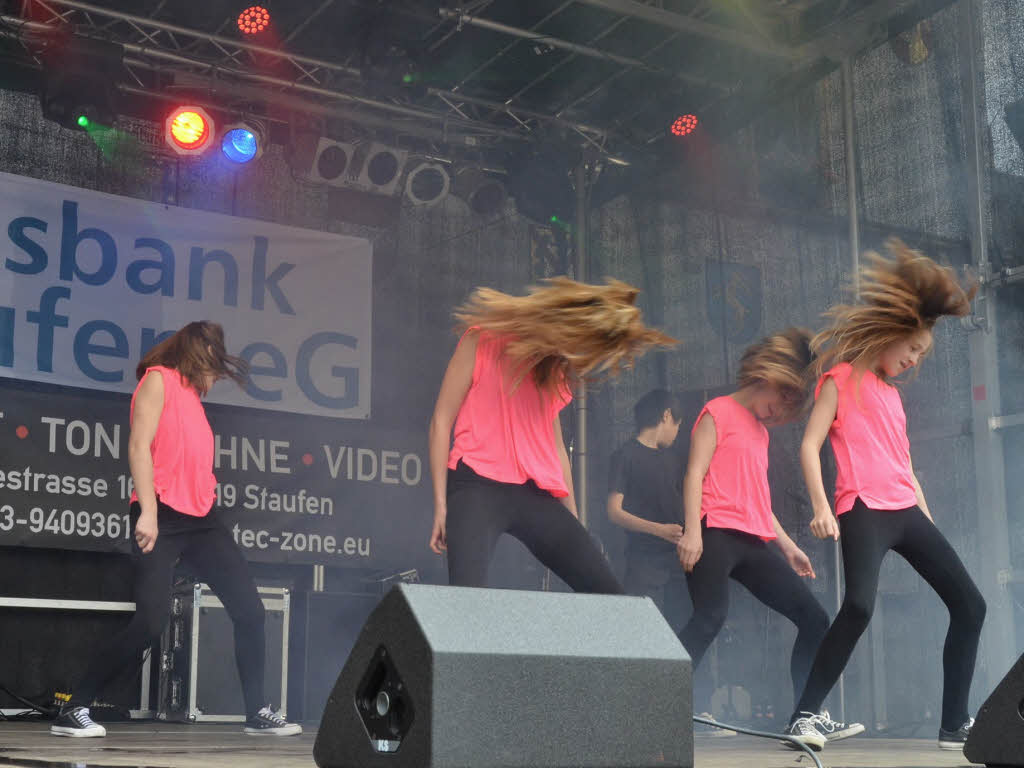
[313,584,693,768]
[964,652,1024,767]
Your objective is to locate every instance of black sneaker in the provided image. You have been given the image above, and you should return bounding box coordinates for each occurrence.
[50,706,106,738]
[938,717,973,750]
[781,715,826,752]
[244,706,302,736]
[810,709,865,741]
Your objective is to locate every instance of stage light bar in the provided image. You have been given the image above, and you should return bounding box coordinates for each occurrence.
[221,121,265,164]
[165,106,215,155]
[671,114,699,137]
[405,162,451,207]
[238,6,271,35]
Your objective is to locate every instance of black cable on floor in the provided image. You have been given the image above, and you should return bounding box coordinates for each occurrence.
[692,714,824,768]
[0,685,54,718]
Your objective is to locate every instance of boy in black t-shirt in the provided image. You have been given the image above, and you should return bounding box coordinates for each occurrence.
[607,389,690,629]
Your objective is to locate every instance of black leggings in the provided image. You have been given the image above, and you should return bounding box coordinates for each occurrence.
[73,502,267,718]
[793,500,986,730]
[678,521,830,702]
[445,462,623,594]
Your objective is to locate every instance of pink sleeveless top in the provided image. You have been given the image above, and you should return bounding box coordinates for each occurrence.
[696,396,776,540]
[448,332,572,497]
[816,363,917,515]
[130,366,217,517]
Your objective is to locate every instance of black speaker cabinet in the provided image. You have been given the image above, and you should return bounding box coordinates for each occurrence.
[965,653,1024,767]
[314,584,693,768]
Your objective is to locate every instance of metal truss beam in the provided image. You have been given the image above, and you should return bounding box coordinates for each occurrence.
[5,1,627,152]
[573,0,801,59]
[0,22,516,149]
[437,7,714,89]
[28,0,361,82]
[447,0,574,89]
[580,0,960,67]
[426,87,608,145]
[0,14,528,145]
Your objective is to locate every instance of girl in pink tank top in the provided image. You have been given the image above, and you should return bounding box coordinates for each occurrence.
[676,329,849,746]
[59,322,301,738]
[428,277,674,590]
[788,240,985,753]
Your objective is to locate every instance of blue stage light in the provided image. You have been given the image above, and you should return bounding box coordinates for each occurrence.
[222,127,260,163]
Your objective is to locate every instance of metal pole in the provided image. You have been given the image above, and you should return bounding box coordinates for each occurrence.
[957,0,1017,693]
[837,56,860,727]
[842,60,861,281]
[574,160,589,529]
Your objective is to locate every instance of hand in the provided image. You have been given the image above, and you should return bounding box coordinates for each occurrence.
[134,513,158,554]
[810,506,840,540]
[429,508,447,554]
[784,546,816,579]
[657,523,684,543]
[677,529,703,573]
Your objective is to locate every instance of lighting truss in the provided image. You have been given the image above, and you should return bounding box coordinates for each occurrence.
[6,0,618,155]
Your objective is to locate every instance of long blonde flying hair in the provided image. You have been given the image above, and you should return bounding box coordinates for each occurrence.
[737,327,815,418]
[455,276,677,391]
[811,238,977,376]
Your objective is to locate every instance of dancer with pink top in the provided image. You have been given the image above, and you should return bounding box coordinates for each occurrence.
[677,329,862,751]
[53,322,300,738]
[785,240,985,753]
[428,278,674,589]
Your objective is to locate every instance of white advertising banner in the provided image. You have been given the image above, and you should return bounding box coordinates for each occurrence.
[0,171,372,418]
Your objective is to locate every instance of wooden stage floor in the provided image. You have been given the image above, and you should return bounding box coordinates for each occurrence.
[0,722,982,767]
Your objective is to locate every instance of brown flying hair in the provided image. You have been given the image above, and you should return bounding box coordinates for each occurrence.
[136,321,248,396]
[737,327,815,419]
[812,238,977,376]
[454,276,677,392]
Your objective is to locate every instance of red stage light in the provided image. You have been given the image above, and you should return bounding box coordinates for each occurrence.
[671,114,699,137]
[165,106,215,155]
[238,6,271,35]
[170,111,208,148]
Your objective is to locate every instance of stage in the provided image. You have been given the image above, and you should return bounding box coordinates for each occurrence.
[0,723,981,767]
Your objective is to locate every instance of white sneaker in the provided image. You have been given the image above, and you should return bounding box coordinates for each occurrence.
[50,706,106,738]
